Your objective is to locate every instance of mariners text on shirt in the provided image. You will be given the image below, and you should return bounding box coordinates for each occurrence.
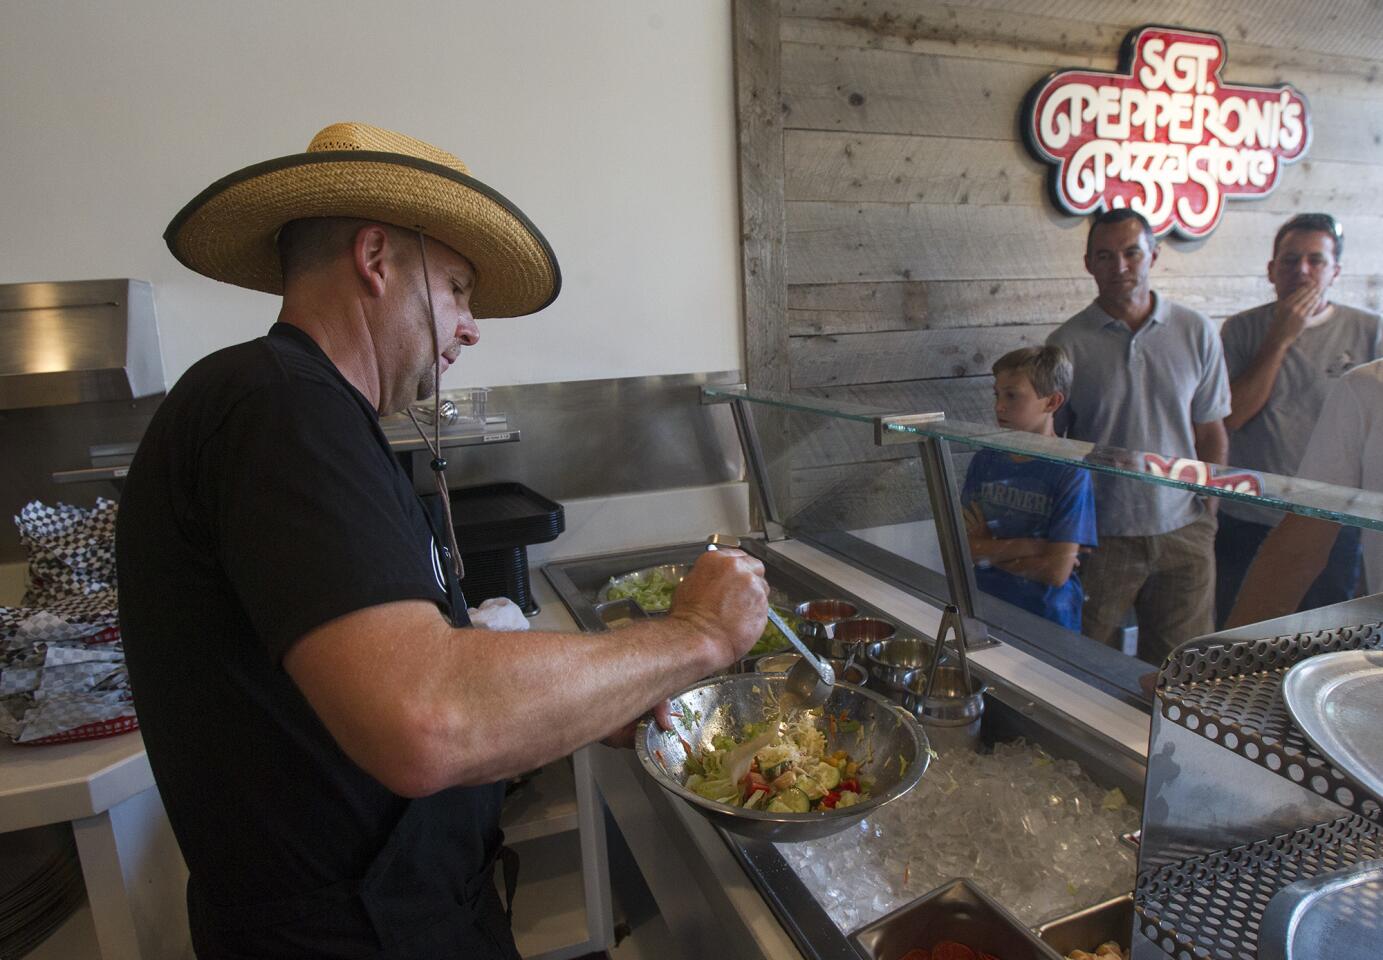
[979,482,1052,516]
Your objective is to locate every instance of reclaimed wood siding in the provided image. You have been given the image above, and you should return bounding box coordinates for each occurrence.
[739,0,1383,526]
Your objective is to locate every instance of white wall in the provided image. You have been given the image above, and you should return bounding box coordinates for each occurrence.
[0,0,743,389]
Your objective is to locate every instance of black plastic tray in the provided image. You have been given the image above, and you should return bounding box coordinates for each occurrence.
[449,482,564,551]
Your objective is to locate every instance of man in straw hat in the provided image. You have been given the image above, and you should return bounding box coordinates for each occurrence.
[116,122,768,959]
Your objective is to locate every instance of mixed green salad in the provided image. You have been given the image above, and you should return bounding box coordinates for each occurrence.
[605,569,798,656]
[682,711,869,813]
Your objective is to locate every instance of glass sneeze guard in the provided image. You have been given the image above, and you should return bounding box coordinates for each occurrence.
[704,383,1383,532]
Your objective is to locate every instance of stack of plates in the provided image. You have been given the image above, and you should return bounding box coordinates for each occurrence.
[0,824,85,958]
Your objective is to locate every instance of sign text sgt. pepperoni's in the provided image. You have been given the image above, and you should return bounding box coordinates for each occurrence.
[1024,26,1312,239]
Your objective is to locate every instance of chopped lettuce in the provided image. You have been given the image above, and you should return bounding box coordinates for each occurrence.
[605,570,681,612]
[606,568,798,656]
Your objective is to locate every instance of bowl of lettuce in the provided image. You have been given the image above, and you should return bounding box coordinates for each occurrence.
[600,564,798,658]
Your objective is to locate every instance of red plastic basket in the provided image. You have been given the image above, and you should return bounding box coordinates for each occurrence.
[18,715,139,746]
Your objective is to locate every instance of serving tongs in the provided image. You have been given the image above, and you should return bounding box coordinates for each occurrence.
[922,602,973,699]
[705,535,835,709]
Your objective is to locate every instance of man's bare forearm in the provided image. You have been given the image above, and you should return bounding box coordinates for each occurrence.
[1227,343,1290,430]
[286,552,768,796]
[1194,419,1229,466]
[289,604,740,796]
[420,614,732,785]
[1225,514,1339,628]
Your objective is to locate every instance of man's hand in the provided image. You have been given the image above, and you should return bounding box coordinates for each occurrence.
[1268,280,1327,349]
[667,548,768,665]
[602,699,671,749]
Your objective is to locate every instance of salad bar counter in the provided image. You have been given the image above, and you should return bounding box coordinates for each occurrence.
[545,538,1148,960]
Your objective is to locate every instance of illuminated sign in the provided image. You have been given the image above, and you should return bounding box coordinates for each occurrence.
[1024,26,1311,239]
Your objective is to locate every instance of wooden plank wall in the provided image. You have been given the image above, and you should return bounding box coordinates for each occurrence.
[735,0,1383,529]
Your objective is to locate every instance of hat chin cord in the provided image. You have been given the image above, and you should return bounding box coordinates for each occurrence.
[404,228,466,584]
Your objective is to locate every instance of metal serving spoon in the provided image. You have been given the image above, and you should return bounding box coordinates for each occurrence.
[705,535,834,709]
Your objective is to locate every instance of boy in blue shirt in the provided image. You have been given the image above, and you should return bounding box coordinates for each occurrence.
[961,346,1098,631]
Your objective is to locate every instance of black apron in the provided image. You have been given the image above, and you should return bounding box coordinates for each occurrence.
[187,784,516,959]
[187,499,520,959]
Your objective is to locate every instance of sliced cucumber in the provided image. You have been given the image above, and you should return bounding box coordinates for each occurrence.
[797,772,826,800]
[813,761,841,790]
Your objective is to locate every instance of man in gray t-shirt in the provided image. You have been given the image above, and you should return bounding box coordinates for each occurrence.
[1215,213,1381,625]
[1048,209,1230,664]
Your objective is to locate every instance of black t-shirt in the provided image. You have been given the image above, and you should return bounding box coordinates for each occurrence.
[117,324,509,958]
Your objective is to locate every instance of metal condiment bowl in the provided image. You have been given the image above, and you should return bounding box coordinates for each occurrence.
[755,652,869,687]
[818,616,896,660]
[636,674,930,842]
[864,636,933,690]
[899,665,988,753]
[793,599,859,643]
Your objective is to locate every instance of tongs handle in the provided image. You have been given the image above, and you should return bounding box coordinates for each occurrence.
[923,603,972,699]
[766,607,833,686]
[705,534,833,686]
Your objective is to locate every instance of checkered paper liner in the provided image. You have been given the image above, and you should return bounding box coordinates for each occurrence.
[1,500,132,744]
[17,498,118,607]
[0,643,134,743]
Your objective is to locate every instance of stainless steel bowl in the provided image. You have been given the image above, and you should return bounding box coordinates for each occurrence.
[899,665,988,754]
[864,636,933,690]
[597,563,691,612]
[817,616,896,659]
[793,599,859,644]
[636,674,930,842]
[754,652,869,687]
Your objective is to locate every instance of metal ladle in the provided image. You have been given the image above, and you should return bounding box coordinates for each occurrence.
[704,535,834,709]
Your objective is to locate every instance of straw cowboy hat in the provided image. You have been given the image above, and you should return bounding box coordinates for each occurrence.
[164,122,561,319]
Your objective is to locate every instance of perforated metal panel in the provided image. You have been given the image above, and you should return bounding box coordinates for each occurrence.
[1135,815,1383,960]
[1158,621,1383,819]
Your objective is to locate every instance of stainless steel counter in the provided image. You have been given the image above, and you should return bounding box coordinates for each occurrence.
[546,537,1151,960]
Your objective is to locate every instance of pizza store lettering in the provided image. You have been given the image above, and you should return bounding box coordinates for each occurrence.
[1025,27,1311,238]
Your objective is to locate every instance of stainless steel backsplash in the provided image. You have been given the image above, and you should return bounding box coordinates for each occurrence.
[0,371,745,566]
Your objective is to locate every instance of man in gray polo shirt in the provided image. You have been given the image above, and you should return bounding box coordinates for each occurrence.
[1048,209,1230,664]
[1215,213,1380,625]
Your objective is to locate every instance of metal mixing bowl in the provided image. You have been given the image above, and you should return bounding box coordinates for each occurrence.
[635,674,931,842]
